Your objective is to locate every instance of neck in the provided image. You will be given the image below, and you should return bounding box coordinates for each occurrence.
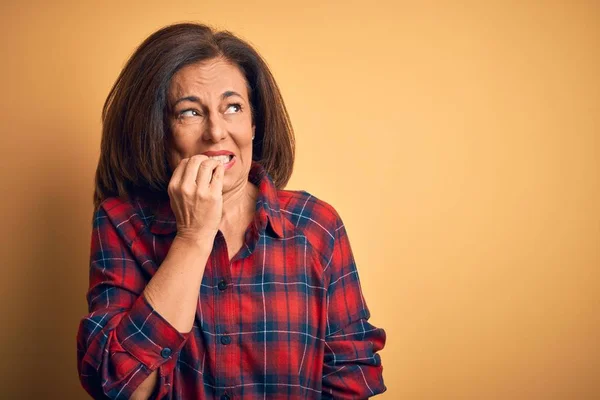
[219,179,258,231]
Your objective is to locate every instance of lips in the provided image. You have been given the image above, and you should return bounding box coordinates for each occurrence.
[200,151,236,170]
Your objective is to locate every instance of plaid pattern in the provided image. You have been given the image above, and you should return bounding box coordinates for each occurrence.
[77,162,386,399]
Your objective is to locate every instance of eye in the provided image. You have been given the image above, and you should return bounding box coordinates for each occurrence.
[178,109,200,118]
[224,103,242,114]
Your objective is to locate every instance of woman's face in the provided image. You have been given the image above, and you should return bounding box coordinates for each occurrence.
[166,57,255,194]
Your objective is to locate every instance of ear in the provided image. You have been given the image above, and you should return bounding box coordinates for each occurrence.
[252,125,256,140]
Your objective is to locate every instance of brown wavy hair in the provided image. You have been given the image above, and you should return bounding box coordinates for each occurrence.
[93,22,295,209]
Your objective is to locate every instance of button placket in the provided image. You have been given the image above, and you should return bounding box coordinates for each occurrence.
[220,334,232,345]
[213,231,237,392]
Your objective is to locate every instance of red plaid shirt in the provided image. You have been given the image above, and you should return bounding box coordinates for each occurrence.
[77,162,386,399]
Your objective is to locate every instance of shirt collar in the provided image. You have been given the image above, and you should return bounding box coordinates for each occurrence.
[145,161,285,238]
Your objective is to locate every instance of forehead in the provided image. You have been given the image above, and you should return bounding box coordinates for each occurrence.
[169,58,249,99]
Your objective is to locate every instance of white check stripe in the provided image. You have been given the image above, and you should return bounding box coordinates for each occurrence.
[136,201,147,221]
[96,219,108,287]
[323,365,345,379]
[323,224,342,273]
[96,257,136,263]
[296,194,312,227]
[152,235,156,260]
[191,327,324,342]
[198,295,204,328]
[323,250,335,273]
[298,237,309,375]
[90,288,113,303]
[116,214,139,228]
[280,209,334,239]
[115,365,143,399]
[255,200,281,214]
[357,365,375,395]
[262,234,267,400]
[85,313,108,344]
[360,318,366,341]
[258,234,306,241]
[326,294,331,336]
[348,356,377,363]
[328,326,380,339]
[325,341,337,366]
[122,312,162,350]
[176,375,322,394]
[199,281,326,291]
[178,359,203,376]
[329,270,358,287]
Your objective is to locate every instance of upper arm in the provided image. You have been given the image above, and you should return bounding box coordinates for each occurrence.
[321,213,386,398]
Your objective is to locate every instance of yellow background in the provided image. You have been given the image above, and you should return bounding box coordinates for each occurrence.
[1,1,598,399]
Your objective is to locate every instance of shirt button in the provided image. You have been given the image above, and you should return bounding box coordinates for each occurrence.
[160,347,172,358]
[220,335,232,345]
[220,394,230,400]
[218,279,228,291]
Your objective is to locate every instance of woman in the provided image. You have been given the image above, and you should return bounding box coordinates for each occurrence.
[77,23,385,399]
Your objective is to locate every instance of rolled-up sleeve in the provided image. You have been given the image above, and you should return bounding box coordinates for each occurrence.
[322,217,386,399]
[77,204,188,399]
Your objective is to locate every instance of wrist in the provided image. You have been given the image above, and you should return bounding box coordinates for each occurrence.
[173,230,216,251]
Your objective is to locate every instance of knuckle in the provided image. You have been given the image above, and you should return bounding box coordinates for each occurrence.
[167,182,179,194]
[180,184,195,196]
[191,154,207,162]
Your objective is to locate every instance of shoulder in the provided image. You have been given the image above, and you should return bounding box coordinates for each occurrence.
[94,196,151,245]
[277,189,343,241]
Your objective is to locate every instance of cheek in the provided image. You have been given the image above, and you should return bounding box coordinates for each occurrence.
[169,127,197,153]
[240,133,254,161]
[166,131,193,169]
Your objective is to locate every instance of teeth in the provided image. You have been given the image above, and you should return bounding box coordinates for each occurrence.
[208,155,232,164]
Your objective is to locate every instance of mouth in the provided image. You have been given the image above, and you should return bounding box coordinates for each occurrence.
[207,154,234,164]
[205,154,235,171]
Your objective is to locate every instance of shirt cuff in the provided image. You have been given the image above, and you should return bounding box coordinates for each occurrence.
[116,294,189,371]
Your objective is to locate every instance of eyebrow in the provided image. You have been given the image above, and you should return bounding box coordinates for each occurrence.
[172,91,243,108]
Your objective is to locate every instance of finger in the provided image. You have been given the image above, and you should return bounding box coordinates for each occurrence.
[209,162,224,192]
[169,158,189,188]
[196,158,221,189]
[181,155,208,187]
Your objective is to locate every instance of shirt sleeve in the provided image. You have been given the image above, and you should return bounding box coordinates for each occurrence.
[76,204,189,399]
[321,216,386,399]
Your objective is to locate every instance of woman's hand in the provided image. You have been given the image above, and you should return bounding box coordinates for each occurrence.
[168,155,224,243]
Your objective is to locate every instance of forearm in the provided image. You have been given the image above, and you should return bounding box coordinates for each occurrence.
[123,235,213,399]
[143,234,213,333]
[130,370,158,400]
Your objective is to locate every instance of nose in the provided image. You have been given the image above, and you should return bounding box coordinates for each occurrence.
[203,112,226,143]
